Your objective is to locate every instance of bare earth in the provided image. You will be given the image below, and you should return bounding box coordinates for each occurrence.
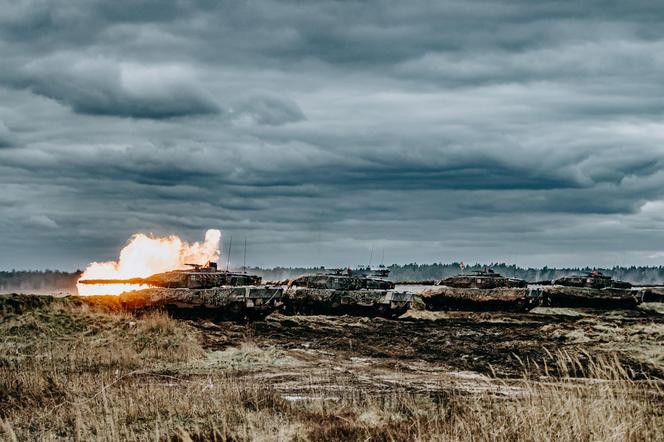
[193,307,664,395]
[1,293,663,441]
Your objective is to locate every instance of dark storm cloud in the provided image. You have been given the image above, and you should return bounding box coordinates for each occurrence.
[1,0,664,269]
[230,95,306,126]
[0,120,15,147]
[22,55,220,118]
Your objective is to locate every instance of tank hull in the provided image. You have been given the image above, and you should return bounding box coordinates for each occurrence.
[116,286,283,320]
[553,274,631,290]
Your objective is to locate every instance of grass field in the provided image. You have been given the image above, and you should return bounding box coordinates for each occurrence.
[1,294,663,441]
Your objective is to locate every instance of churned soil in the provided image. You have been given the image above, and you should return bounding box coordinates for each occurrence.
[191,307,664,396]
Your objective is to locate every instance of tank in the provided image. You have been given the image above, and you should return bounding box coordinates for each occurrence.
[79,262,281,320]
[79,261,261,288]
[437,268,528,289]
[553,271,631,289]
[283,267,412,318]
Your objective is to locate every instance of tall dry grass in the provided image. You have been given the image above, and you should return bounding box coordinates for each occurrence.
[0,299,662,441]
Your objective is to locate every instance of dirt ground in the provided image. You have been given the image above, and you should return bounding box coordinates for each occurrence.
[188,305,664,398]
[1,293,663,440]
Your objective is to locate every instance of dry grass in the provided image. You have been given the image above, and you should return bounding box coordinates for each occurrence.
[0,297,662,441]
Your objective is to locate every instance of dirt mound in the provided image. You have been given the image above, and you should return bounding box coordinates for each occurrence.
[283,288,412,318]
[541,286,639,309]
[419,287,538,312]
[642,288,664,303]
[0,293,59,314]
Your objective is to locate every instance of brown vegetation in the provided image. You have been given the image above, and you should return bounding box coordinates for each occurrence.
[0,294,662,441]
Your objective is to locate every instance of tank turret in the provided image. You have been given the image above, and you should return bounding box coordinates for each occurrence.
[288,267,395,291]
[284,267,412,318]
[554,271,631,290]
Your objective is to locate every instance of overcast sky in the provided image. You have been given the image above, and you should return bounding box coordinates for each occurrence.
[1,0,664,270]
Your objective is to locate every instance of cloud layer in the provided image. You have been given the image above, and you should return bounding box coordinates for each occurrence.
[23,55,220,118]
[0,120,14,147]
[1,0,663,269]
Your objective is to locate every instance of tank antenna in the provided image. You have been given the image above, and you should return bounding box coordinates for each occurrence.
[368,246,374,269]
[380,248,385,266]
[226,236,233,272]
[243,236,247,273]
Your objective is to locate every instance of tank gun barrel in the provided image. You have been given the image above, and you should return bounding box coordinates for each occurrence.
[79,278,150,285]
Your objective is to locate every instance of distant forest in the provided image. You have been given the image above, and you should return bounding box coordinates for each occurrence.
[0,270,82,292]
[2,263,664,292]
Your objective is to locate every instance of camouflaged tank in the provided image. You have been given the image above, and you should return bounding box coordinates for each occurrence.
[437,268,527,289]
[553,271,632,290]
[283,267,412,318]
[79,261,261,288]
[79,262,282,320]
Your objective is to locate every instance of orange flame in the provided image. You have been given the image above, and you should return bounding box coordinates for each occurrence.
[77,229,221,296]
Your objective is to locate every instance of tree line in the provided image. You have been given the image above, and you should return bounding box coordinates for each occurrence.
[2,263,664,291]
[0,270,82,291]
[249,263,664,284]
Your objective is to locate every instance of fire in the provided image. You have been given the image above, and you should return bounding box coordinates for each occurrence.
[77,229,221,296]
